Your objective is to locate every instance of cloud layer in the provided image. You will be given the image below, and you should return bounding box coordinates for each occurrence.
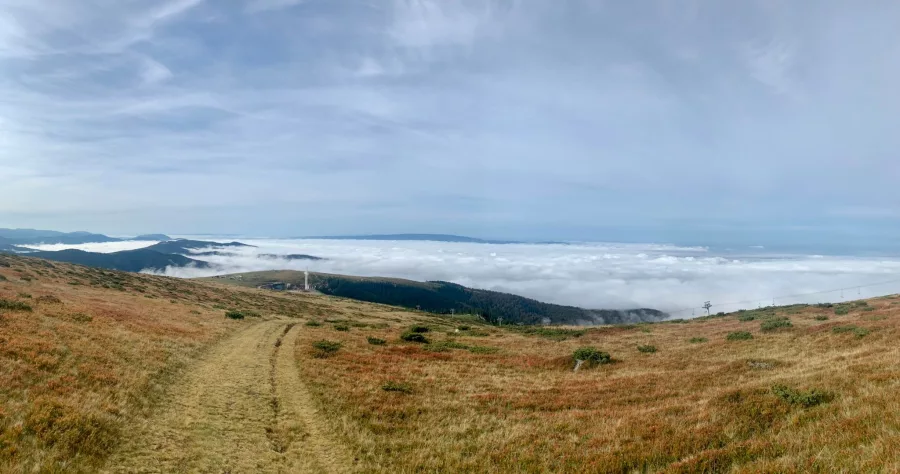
[3,1,900,243]
[39,238,900,314]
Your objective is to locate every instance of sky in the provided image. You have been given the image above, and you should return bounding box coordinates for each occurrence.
[3,1,900,246]
[22,238,900,313]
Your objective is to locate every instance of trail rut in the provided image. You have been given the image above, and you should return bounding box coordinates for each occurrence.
[103,320,353,473]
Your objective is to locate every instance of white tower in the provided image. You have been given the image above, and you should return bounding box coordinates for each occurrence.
[304,270,310,291]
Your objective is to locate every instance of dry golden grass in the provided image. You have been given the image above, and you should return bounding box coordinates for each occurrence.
[3,252,900,473]
[292,300,900,473]
[0,254,300,473]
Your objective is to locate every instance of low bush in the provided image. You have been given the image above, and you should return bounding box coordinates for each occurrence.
[772,384,834,408]
[760,317,793,332]
[832,326,870,338]
[334,324,350,332]
[637,344,657,353]
[689,337,708,343]
[305,320,322,327]
[727,331,753,341]
[737,313,757,322]
[382,381,413,394]
[36,295,62,305]
[409,325,431,333]
[834,306,850,316]
[367,336,387,345]
[457,325,471,331]
[400,331,429,344]
[225,310,245,320]
[572,347,612,367]
[0,298,33,312]
[814,315,829,321]
[312,340,342,358]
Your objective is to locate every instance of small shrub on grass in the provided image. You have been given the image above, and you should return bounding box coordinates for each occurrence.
[0,275,6,281]
[409,325,431,333]
[0,298,32,312]
[334,324,350,332]
[737,313,757,322]
[772,384,835,408]
[689,337,708,343]
[305,320,322,327]
[69,313,93,323]
[400,331,430,343]
[814,315,829,321]
[834,306,850,316]
[312,340,342,358]
[36,295,62,305]
[457,325,471,331]
[572,347,612,367]
[367,336,386,345]
[862,306,876,312]
[727,331,753,341]
[382,381,413,394]
[225,310,244,320]
[832,326,871,338]
[760,317,793,332]
[637,344,658,353]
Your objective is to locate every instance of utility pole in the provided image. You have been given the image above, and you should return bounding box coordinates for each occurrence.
[703,301,712,316]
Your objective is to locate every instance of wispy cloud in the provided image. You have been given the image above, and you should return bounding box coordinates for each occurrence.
[2,1,900,241]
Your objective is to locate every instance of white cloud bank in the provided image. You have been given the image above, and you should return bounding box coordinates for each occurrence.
[26,238,900,314]
[127,239,900,315]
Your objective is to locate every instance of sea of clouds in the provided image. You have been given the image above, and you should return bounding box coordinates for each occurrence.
[23,238,900,316]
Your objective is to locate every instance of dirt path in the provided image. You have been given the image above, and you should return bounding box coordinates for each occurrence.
[103,320,354,474]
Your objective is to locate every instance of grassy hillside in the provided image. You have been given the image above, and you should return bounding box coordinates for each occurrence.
[206,270,667,325]
[2,254,900,472]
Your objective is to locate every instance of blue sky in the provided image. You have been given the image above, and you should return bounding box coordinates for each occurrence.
[2,1,900,245]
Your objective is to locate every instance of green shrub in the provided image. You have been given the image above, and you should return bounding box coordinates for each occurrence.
[400,331,429,343]
[457,325,471,331]
[727,331,753,341]
[312,340,342,357]
[689,337,708,343]
[814,315,829,321]
[334,324,350,332]
[760,317,793,332]
[834,306,850,316]
[225,310,244,320]
[382,381,413,394]
[305,320,322,327]
[572,347,612,367]
[637,344,657,353]
[367,336,386,345]
[772,384,834,408]
[0,298,33,312]
[409,325,431,333]
[737,313,757,322]
[862,306,876,312]
[832,326,870,338]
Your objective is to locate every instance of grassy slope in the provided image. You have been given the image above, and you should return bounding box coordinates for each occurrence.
[3,255,900,472]
[294,302,900,472]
